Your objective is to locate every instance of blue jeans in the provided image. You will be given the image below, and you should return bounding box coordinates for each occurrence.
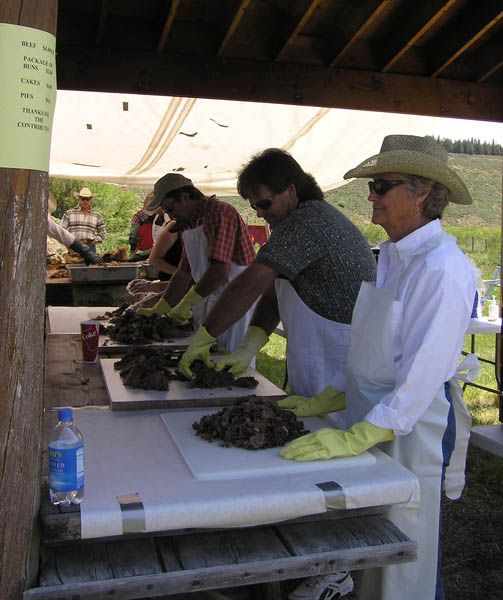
[436,382,456,600]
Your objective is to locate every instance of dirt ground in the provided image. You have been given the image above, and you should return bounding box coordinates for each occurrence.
[441,447,503,600]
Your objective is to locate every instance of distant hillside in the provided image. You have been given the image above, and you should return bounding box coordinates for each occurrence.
[224,154,502,230]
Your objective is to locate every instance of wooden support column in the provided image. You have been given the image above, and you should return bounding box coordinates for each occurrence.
[0,1,57,598]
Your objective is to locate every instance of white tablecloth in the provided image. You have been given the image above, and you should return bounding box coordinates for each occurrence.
[75,407,419,540]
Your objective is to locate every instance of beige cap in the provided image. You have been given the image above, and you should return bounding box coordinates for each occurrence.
[147,173,193,212]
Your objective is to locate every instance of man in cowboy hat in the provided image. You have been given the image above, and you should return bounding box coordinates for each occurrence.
[60,187,106,255]
[47,191,103,264]
[279,135,477,600]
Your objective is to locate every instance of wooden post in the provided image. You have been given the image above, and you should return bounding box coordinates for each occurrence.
[0,2,57,598]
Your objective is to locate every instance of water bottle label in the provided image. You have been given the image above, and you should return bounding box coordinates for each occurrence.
[49,444,84,491]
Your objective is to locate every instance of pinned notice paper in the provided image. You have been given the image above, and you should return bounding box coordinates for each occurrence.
[0,23,57,171]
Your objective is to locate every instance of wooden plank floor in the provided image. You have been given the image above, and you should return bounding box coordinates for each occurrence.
[25,515,416,599]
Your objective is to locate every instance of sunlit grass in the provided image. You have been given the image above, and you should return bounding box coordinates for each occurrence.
[256,331,500,427]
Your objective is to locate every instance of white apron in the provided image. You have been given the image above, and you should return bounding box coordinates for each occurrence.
[182,225,254,354]
[275,279,351,397]
[346,282,469,600]
[151,214,166,243]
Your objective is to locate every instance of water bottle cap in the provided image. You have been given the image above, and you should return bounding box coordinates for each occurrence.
[57,408,73,422]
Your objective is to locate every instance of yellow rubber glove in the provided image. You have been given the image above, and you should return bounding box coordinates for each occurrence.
[277,386,346,416]
[170,286,204,325]
[280,421,394,461]
[136,297,172,317]
[215,326,269,375]
[178,325,217,379]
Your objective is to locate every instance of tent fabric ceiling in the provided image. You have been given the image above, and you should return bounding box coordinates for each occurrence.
[49,90,447,195]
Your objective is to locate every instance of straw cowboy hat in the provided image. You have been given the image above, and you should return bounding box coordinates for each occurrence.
[344,134,472,205]
[73,187,96,200]
[142,192,157,216]
[48,191,57,214]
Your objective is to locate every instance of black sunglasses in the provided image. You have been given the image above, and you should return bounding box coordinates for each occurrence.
[250,195,274,212]
[368,179,406,196]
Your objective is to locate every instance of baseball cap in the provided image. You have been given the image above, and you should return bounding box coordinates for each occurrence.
[147,173,193,212]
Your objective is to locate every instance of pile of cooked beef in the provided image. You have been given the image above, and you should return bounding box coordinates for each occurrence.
[192,398,308,449]
[101,311,191,344]
[113,350,259,391]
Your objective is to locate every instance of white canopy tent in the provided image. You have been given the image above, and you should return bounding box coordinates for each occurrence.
[49,91,502,195]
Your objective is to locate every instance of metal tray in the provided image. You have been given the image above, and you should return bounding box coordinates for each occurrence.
[66,264,142,282]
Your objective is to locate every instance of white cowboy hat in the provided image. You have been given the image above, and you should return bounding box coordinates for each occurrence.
[344,134,472,205]
[73,187,96,199]
[48,191,57,214]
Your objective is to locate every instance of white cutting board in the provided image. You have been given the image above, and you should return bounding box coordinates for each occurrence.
[101,358,286,410]
[160,409,376,481]
[99,330,195,354]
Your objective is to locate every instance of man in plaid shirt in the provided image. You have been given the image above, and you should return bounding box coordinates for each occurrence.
[60,187,106,255]
[137,174,256,356]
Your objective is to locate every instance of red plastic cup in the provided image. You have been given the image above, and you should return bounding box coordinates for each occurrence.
[80,320,100,362]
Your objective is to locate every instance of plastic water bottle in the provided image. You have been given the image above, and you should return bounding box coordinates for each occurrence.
[48,408,84,505]
[487,295,499,321]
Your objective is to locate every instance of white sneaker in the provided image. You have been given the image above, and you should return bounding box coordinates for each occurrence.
[288,571,354,600]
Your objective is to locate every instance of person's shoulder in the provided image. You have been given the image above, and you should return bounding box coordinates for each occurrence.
[210,196,242,219]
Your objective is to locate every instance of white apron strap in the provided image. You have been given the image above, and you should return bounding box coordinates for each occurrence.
[444,353,478,499]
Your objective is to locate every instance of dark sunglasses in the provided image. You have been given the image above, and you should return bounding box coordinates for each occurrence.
[250,195,274,212]
[368,179,406,196]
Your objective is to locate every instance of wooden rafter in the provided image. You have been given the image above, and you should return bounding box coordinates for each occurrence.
[381,0,459,73]
[430,4,503,77]
[328,0,391,68]
[56,47,503,122]
[157,0,180,54]
[479,60,503,83]
[217,0,251,57]
[96,0,109,47]
[274,0,322,61]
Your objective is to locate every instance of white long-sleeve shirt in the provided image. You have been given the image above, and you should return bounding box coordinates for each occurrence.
[365,219,476,435]
[47,216,75,247]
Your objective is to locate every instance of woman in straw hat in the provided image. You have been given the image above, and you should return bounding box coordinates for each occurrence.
[279,135,476,600]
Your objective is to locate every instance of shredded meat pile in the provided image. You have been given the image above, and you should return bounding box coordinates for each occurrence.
[188,359,258,389]
[193,398,308,449]
[101,311,191,344]
[114,347,184,390]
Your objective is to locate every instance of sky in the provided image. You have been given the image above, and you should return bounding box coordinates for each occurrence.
[413,115,503,145]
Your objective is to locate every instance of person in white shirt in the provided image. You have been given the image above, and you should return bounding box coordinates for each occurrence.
[279,135,476,600]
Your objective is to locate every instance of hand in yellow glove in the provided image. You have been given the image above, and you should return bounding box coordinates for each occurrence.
[280,421,394,461]
[178,325,216,379]
[277,386,346,417]
[215,326,269,375]
[170,286,204,325]
[136,297,172,317]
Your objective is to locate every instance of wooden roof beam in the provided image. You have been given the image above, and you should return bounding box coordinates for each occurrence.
[56,47,503,122]
[157,0,180,54]
[428,1,503,77]
[95,0,109,47]
[327,0,391,68]
[217,0,251,57]
[273,0,322,61]
[479,60,503,83]
[380,0,459,73]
